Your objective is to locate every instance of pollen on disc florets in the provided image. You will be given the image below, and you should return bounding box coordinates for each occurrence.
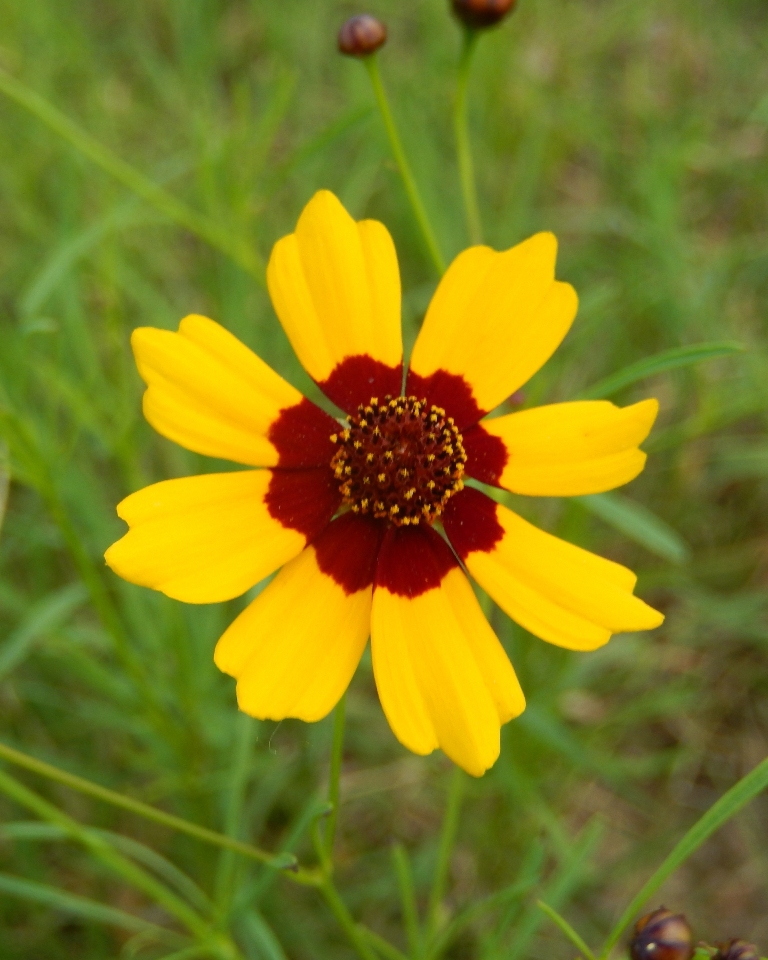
[330,395,467,527]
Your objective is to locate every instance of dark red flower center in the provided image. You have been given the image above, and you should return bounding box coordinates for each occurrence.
[330,396,467,526]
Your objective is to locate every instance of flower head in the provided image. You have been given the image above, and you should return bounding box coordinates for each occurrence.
[451,0,518,30]
[630,908,694,960]
[715,943,760,960]
[106,191,663,776]
[338,15,387,57]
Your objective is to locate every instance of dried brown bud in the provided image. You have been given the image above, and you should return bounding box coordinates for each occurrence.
[715,941,760,960]
[451,0,518,30]
[337,15,387,57]
[630,908,694,960]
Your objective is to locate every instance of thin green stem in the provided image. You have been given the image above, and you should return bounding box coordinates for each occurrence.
[537,900,596,960]
[0,67,265,283]
[599,755,768,960]
[320,879,379,960]
[426,768,465,939]
[453,29,483,244]
[360,924,411,960]
[324,693,347,861]
[425,876,535,960]
[363,54,446,276]
[392,843,422,959]
[215,715,258,910]
[0,767,213,942]
[0,740,306,877]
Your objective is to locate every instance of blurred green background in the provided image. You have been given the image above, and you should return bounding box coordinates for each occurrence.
[0,0,767,957]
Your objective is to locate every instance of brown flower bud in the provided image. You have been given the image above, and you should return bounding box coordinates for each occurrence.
[630,908,694,960]
[715,941,760,960]
[450,0,518,30]
[337,15,387,57]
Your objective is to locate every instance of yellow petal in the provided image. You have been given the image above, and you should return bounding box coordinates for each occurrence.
[133,314,336,467]
[371,527,524,777]
[267,191,403,412]
[408,234,577,425]
[444,488,664,651]
[214,514,384,722]
[466,398,658,495]
[105,469,339,603]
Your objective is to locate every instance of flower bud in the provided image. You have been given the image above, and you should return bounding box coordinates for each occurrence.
[630,908,694,960]
[450,0,518,30]
[715,941,760,960]
[337,15,387,57]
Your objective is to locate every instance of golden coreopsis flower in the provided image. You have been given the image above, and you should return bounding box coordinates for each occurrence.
[106,191,663,776]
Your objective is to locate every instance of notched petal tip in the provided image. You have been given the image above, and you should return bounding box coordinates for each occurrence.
[445,489,664,651]
[630,397,660,439]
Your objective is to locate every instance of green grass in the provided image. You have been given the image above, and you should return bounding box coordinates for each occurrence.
[0,0,767,957]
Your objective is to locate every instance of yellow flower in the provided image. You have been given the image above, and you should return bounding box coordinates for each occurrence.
[105,190,663,776]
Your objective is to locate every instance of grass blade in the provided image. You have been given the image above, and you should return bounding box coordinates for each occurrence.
[0,583,87,682]
[576,492,690,564]
[579,342,744,400]
[0,67,264,283]
[214,715,258,911]
[426,875,537,960]
[0,739,297,872]
[0,821,213,915]
[0,438,8,537]
[505,817,604,960]
[599,755,768,959]
[0,766,211,939]
[392,843,422,959]
[0,870,180,941]
[537,900,596,960]
[427,768,465,938]
[151,949,216,960]
[240,911,290,960]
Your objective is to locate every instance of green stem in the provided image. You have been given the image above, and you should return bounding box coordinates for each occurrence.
[392,843,422,958]
[453,29,483,244]
[536,900,596,960]
[0,767,213,942]
[360,924,411,960]
[599,755,768,960]
[0,740,305,877]
[320,879,379,960]
[324,693,347,861]
[0,67,265,283]
[214,715,258,910]
[363,54,446,276]
[426,768,465,939]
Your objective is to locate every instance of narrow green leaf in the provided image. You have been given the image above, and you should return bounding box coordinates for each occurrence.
[20,196,149,317]
[358,924,410,960]
[506,817,604,960]
[0,821,213,915]
[241,911,290,960]
[214,715,258,911]
[0,438,8,537]
[392,843,422,959]
[579,342,744,400]
[0,767,211,939]
[599,755,768,959]
[537,900,596,960]
[0,740,297,872]
[150,948,215,960]
[0,870,177,940]
[426,875,537,960]
[0,583,87,682]
[427,768,465,939]
[576,492,690,564]
[0,67,264,283]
